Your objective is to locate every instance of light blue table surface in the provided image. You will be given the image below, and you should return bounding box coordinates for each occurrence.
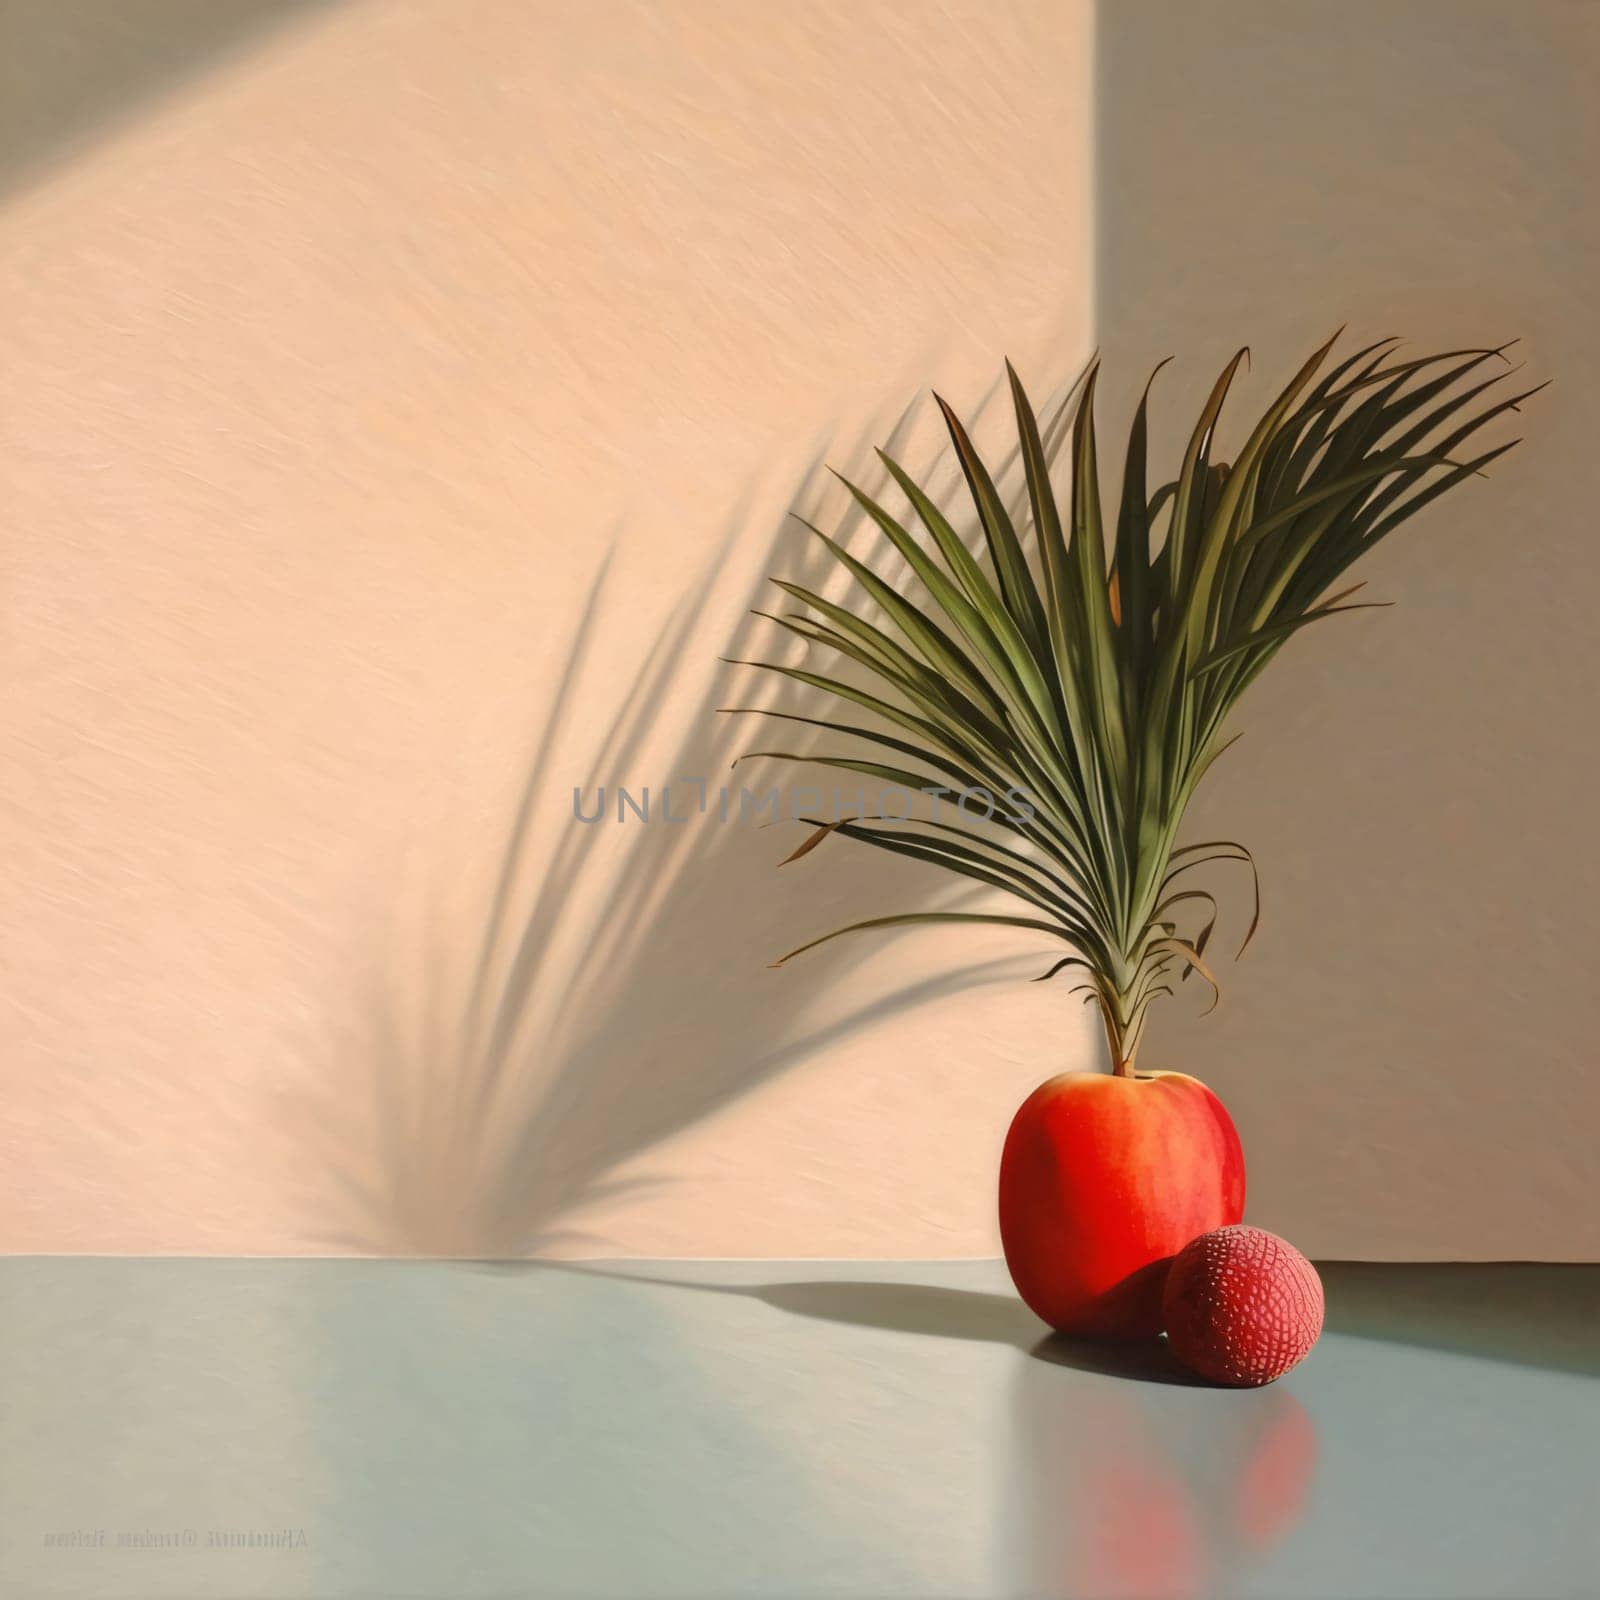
[2,1257,1596,1599]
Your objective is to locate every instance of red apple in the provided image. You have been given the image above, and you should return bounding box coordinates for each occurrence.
[999,1071,1245,1338]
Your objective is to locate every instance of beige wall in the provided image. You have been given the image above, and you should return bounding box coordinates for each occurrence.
[0,0,1099,1256]
[1095,0,1600,1259]
[4,0,1594,1262]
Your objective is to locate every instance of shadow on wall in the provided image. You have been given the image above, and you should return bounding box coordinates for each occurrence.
[296,377,1082,1256]
[0,0,341,200]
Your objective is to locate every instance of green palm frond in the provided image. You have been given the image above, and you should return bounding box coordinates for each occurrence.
[732,335,1540,1073]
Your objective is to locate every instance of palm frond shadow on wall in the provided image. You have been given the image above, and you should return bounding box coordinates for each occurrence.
[301,375,1084,1257]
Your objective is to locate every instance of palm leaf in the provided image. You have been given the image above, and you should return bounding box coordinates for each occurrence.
[732,335,1533,1072]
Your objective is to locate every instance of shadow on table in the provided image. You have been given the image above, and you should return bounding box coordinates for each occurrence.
[576,1260,1600,1383]
[1318,1261,1600,1379]
[763,1265,1600,1382]
[757,1279,1208,1385]
[620,1270,1316,1587]
[569,1269,1205,1386]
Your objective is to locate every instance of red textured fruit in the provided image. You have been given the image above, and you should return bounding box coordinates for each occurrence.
[1163,1225,1324,1386]
[999,1071,1246,1339]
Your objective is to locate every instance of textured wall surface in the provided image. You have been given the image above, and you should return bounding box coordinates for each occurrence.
[4,0,1595,1261]
[1096,0,1600,1258]
[0,0,1097,1256]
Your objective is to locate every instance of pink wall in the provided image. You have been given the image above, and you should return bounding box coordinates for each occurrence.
[0,0,1099,1257]
[6,0,1593,1261]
